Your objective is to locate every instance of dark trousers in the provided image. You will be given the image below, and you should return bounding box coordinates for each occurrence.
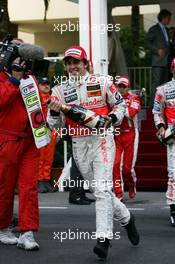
[69,156,86,200]
[151,66,170,106]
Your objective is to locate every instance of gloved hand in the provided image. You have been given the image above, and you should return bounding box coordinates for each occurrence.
[156,127,165,139]
[108,113,118,125]
[46,97,62,116]
[102,116,112,130]
[157,126,175,145]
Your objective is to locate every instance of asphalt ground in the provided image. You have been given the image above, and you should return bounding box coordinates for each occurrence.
[1,191,175,264]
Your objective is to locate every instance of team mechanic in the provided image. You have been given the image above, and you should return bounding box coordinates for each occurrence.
[47,46,140,259]
[0,40,49,250]
[113,77,141,200]
[153,58,175,226]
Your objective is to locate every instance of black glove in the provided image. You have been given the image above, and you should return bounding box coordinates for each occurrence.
[50,110,60,116]
[157,123,165,130]
[108,114,118,124]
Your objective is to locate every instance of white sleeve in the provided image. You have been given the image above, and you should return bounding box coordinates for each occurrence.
[152,86,166,128]
[47,86,65,130]
[106,81,126,125]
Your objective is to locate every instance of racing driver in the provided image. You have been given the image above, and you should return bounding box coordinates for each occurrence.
[47,45,140,259]
[153,58,175,226]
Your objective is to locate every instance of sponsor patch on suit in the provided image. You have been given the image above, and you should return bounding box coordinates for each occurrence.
[65,94,78,103]
[166,94,175,100]
[87,84,101,91]
[115,92,123,105]
[109,85,117,94]
[153,100,160,111]
[87,90,102,97]
[64,88,76,96]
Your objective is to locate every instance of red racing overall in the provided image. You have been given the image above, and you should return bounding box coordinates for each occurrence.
[38,92,57,182]
[113,92,141,199]
[0,72,42,231]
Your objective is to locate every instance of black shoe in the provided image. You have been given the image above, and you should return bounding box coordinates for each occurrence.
[44,181,54,193]
[170,205,175,227]
[93,238,110,259]
[84,196,96,203]
[124,213,140,245]
[69,197,91,205]
[38,181,48,193]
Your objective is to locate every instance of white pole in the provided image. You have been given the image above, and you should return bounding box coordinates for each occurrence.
[91,0,108,75]
[79,0,108,75]
[79,0,90,58]
[58,141,68,192]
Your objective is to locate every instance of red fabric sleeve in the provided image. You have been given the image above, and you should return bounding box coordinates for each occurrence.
[0,79,20,108]
[127,96,141,118]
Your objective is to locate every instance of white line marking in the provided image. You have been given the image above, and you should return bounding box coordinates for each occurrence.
[39,206,68,209]
[128,208,145,211]
[161,206,169,209]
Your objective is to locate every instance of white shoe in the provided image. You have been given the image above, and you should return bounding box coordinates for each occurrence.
[17,231,39,251]
[0,228,18,245]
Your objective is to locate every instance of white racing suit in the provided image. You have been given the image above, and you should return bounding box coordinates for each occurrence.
[48,72,130,238]
[153,79,175,205]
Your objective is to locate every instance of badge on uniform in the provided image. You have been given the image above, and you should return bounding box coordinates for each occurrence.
[87,84,102,97]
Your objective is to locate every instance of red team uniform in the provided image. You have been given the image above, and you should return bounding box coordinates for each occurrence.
[0,72,40,232]
[38,92,57,183]
[113,77,141,200]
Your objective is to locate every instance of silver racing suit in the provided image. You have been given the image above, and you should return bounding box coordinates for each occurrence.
[47,72,130,238]
[153,79,175,205]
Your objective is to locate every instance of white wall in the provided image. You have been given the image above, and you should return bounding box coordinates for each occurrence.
[35,31,79,56]
[8,0,79,21]
[112,5,160,16]
[143,13,158,31]
[18,32,34,44]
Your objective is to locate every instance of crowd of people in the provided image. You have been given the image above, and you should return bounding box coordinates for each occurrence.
[0,8,175,261]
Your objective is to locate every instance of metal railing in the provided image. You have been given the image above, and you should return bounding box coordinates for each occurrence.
[128,66,152,106]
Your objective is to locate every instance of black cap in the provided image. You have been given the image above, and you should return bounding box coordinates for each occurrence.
[38,77,50,84]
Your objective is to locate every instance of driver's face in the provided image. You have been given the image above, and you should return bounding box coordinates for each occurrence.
[64,57,87,77]
[117,84,129,96]
[39,83,50,94]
